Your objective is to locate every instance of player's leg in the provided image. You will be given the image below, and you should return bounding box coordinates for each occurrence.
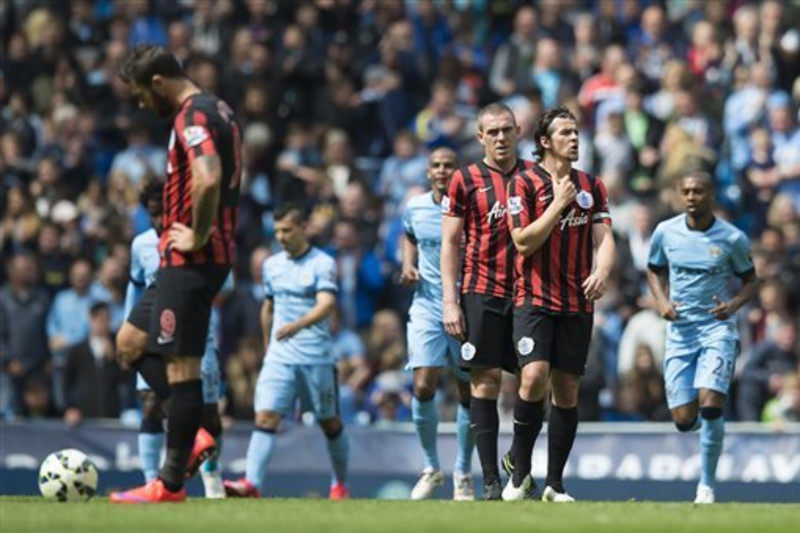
[410,366,444,499]
[459,295,506,499]
[199,347,224,498]
[693,340,737,503]
[302,364,350,499]
[137,382,164,483]
[453,372,475,500]
[504,308,551,499]
[541,313,593,503]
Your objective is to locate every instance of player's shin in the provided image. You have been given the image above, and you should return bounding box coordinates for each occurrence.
[455,398,475,474]
[471,397,500,483]
[699,407,724,489]
[545,405,578,492]
[138,418,164,483]
[159,380,203,492]
[412,395,441,471]
[245,427,276,494]
[511,397,545,485]
[325,424,350,486]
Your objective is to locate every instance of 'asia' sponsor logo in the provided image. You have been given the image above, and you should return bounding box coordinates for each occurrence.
[487,201,507,223]
[559,208,588,230]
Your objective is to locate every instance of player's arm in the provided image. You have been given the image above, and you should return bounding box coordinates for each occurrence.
[510,175,576,256]
[710,234,760,320]
[582,223,616,301]
[260,297,274,353]
[276,291,337,341]
[441,215,466,341]
[646,268,679,321]
[400,234,420,286]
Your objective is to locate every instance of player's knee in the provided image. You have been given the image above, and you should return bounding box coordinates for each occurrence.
[255,411,280,430]
[320,417,343,439]
[700,406,723,420]
[200,403,222,437]
[139,391,163,421]
[117,329,144,364]
[413,382,437,402]
[675,418,699,432]
[519,365,548,400]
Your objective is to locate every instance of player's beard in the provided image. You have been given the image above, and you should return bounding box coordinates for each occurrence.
[151,90,176,118]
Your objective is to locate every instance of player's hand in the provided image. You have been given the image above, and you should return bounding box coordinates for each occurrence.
[582,270,608,301]
[552,175,577,209]
[658,300,681,321]
[443,301,467,342]
[64,408,83,427]
[709,295,734,320]
[400,266,420,286]
[276,322,301,340]
[166,223,205,252]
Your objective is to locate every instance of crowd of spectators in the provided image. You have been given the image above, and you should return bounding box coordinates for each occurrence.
[1,0,800,428]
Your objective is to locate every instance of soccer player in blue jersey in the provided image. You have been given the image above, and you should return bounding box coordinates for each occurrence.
[401,147,476,501]
[125,182,226,498]
[647,171,758,504]
[224,204,349,499]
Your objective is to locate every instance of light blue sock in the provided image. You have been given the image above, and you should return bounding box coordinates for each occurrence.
[455,403,475,474]
[326,429,350,485]
[412,396,440,471]
[700,417,724,488]
[245,428,276,493]
[138,432,164,483]
[202,434,222,473]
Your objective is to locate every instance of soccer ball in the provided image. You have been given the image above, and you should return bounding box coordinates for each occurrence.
[38,449,98,502]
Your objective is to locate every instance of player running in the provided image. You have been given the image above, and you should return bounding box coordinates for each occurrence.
[504,106,615,502]
[112,45,241,503]
[441,102,534,500]
[647,171,758,504]
[401,147,476,501]
[223,204,350,499]
[125,182,226,499]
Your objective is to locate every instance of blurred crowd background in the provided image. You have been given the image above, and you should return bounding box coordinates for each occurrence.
[2,0,800,429]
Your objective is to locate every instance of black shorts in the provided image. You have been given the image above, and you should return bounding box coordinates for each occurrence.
[513,307,593,375]
[459,293,517,373]
[132,265,229,357]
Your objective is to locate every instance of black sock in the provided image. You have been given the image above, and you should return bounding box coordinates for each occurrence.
[546,405,578,491]
[512,397,545,485]
[140,418,164,434]
[158,380,203,491]
[201,403,222,438]
[471,397,499,484]
[132,354,171,401]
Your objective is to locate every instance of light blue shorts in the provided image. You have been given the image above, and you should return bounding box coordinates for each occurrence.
[663,339,738,409]
[254,358,339,420]
[406,312,469,382]
[136,344,221,404]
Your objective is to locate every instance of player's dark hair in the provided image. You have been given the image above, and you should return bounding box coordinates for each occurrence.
[139,180,164,209]
[679,170,715,190]
[273,203,307,225]
[89,301,110,316]
[477,102,516,131]
[119,45,184,86]
[534,106,577,155]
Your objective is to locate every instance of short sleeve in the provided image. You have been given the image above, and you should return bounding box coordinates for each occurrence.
[402,205,416,244]
[176,109,220,165]
[316,256,339,294]
[730,232,755,277]
[506,175,534,230]
[442,169,466,217]
[262,259,274,299]
[592,178,612,226]
[647,224,667,272]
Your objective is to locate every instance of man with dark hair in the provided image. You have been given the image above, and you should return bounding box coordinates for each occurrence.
[504,105,616,501]
[224,204,350,499]
[647,171,758,503]
[112,45,241,503]
[126,181,228,498]
[441,102,534,499]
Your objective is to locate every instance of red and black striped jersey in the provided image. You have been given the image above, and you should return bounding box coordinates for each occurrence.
[442,158,535,299]
[506,164,611,313]
[161,93,241,268]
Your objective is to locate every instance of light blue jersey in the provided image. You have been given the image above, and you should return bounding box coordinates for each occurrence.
[262,247,338,365]
[402,192,465,378]
[648,215,754,406]
[126,228,222,403]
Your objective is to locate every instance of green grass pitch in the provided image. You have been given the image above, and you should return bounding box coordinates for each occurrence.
[1,497,798,533]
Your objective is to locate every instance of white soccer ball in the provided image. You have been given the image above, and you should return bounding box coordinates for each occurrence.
[38,449,99,502]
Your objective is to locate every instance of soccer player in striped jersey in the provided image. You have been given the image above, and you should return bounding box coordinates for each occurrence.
[441,102,534,499]
[401,148,475,501]
[647,171,758,503]
[112,45,241,503]
[505,106,616,501]
[126,182,227,498]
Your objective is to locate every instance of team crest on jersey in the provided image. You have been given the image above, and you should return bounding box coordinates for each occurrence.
[508,196,523,216]
[300,272,314,286]
[441,195,451,214]
[183,125,210,147]
[709,246,722,258]
[576,190,594,210]
[461,342,476,361]
[517,337,535,356]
